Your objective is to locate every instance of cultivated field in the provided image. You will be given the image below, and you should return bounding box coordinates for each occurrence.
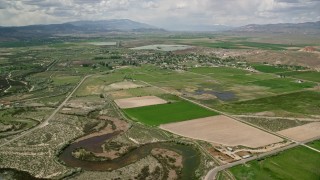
[216,91,320,117]
[114,96,167,109]
[277,122,320,141]
[160,115,283,148]
[110,86,164,99]
[307,140,320,150]
[251,64,291,73]
[123,97,218,126]
[279,71,320,83]
[230,146,320,180]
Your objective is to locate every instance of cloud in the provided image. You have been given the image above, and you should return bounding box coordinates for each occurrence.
[74,0,103,4]
[142,1,159,9]
[0,0,319,29]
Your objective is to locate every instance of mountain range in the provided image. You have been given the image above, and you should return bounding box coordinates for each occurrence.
[233,21,320,34]
[0,19,165,40]
[0,19,319,40]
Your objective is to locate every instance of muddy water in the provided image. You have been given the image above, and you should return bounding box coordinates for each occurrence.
[212,91,235,101]
[59,132,200,179]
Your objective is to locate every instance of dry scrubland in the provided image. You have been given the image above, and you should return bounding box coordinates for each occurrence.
[71,155,162,180]
[160,115,283,148]
[87,81,145,95]
[0,94,127,178]
[239,117,312,132]
[77,80,144,96]
[0,114,83,178]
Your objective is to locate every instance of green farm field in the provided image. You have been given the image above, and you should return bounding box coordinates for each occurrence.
[248,78,315,93]
[307,140,320,151]
[189,67,276,84]
[110,66,319,107]
[188,67,315,97]
[279,71,320,83]
[177,39,297,50]
[215,91,320,116]
[252,64,291,73]
[123,98,219,126]
[230,146,320,180]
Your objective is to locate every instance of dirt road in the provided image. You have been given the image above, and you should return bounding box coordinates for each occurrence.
[0,75,91,148]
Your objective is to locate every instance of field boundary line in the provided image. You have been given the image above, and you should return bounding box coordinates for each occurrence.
[302,144,320,153]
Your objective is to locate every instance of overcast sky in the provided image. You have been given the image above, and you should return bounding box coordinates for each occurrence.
[0,0,319,30]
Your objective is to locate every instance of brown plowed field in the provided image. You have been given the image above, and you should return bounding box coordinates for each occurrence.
[277,122,320,141]
[114,96,167,109]
[160,115,283,148]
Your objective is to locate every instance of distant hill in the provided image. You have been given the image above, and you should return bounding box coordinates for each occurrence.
[232,21,320,35]
[1,20,319,41]
[0,19,165,40]
[168,24,233,32]
[67,19,157,31]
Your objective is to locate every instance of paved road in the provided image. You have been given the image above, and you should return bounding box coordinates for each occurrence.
[205,143,299,180]
[0,75,91,148]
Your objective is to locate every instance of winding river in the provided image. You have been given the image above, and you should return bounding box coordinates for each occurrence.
[59,132,201,179]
